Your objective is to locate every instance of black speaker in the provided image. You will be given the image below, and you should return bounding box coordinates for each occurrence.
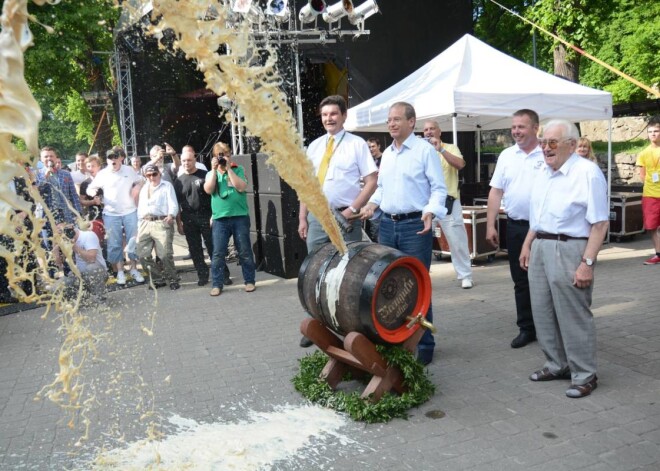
[233,152,308,279]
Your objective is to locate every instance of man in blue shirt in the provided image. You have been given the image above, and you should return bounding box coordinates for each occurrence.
[360,102,448,365]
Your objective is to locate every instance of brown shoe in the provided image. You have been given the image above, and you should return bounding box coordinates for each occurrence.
[566,376,598,398]
[210,287,221,296]
[529,367,571,382]
[245,283,256,293]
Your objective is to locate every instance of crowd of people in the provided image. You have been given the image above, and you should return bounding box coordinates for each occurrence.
[2,92,659,398]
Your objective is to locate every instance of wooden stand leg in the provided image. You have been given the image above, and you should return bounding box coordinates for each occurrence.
[300,319,427,404]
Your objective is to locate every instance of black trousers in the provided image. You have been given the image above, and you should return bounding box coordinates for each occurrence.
[506,218,535,334]
[182,212,230,281]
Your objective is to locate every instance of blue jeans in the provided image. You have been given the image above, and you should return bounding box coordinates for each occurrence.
[211,215,255,288]
[378,216,435,352]
[103,212,138,264]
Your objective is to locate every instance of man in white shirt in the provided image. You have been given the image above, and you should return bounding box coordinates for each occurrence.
[519,119,608,399]
[360,102,448,365]
[297,95,378,348]
[486,109,544,349]
[59,225,108,302]
[176,145,208,177]
[424,120,473,289]
[137,163,180,290]
[70,151,90,188]
[86,146,145,285]
[298,95,378,252]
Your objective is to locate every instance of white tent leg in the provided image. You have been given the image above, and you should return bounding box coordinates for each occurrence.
[476,126,481,183]
[607,119,612,244]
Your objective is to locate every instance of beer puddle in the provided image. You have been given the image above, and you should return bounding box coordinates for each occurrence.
[93,404,360,470]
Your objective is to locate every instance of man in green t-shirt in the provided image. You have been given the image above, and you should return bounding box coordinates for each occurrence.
[203,142,256,296]
[636,115,660,265]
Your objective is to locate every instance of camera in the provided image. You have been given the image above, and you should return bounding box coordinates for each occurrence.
[218,157,227,166]
[63,226,76,240]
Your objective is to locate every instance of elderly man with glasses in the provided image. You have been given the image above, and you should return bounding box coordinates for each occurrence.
[86,146,145,285]
[137,163,180,290]
[519,119,608,399]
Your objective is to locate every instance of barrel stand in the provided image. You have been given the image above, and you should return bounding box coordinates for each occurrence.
[300,318,425,403]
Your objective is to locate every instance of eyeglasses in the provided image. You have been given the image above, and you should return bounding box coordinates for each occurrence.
[107,154,121,160]
[539,138,573,149]
[146,173,158,177]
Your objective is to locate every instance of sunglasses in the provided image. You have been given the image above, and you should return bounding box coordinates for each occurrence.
[107,154,122,160]
[539,138,573,150]
[145,172,159,177]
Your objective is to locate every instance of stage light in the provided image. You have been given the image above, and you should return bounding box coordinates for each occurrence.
[322,0,353,23]
[266,0,290,22]
[230,0,253,13]
[348,0,379,25]
[298,0,327,24]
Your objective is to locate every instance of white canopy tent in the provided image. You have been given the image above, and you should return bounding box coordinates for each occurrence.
[345,33,614,192]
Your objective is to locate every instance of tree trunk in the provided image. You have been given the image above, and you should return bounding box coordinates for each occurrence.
[553,43,579,83]
[88,65,114,155]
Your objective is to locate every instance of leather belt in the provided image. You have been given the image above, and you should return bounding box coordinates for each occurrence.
[383,211,423,221]
[143,215,167,221]
[536,232,588,241]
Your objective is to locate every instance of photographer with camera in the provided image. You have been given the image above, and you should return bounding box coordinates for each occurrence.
[203,142,256,297]
[56,225,108,303]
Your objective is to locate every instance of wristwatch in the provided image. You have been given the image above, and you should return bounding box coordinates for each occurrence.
[349,206,359,215]
[582,257,595,266]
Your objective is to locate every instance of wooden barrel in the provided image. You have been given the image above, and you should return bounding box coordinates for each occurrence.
[298,241,431,344]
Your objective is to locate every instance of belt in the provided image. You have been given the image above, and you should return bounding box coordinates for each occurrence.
[536,232,588,241]
[382,211,423,221]
[507,217,529,225]
[335,206,348,212]
[143,215,167,221]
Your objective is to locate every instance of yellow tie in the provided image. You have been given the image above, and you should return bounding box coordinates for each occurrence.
[317,135,335,186]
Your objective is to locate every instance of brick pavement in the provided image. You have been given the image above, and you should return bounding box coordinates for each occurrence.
[0,233,659,470]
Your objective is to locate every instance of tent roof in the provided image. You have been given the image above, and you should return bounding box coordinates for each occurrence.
[345,34,613,132]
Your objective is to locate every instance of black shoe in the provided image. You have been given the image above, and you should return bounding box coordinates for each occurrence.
[225,277,233,286]
[183,253,192,260]
[197,279,209,287]
[416,349,433,366]
[299,336,313,348]
[170,281,180,290]
[511,331,537,349]
[148,281,167,290]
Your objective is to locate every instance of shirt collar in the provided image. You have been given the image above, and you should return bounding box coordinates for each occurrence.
[544,153,580,176]
[328,129,346,141]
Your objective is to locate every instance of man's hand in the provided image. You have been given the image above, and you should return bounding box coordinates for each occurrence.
[211,157,219,171]
[573,263,594,289]
[359,203,376,221]
[486,226,499,248]
[519,245,531,271]
[164,215,174,226]
[298,219,308,241]
[164,142,176,155]
[417,212,433,235]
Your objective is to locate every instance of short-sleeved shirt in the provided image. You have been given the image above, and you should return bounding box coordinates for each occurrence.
[175,169,212,215]
[205,166,249,219]
[490,144,545,220]
[86,165,142,216]
[75,230,106,270]
[530,153,609,237]
[306,129,378,208]
[439,142,463,199]
[636,145,660,198]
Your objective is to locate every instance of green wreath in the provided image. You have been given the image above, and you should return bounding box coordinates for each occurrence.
[292,346,435,423]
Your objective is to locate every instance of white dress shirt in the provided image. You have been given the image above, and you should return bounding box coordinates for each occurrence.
[490,144,545,221]
[370,134,447,219]
[530,154,608,237]
[306,129,377,208]
[137,179,179,219]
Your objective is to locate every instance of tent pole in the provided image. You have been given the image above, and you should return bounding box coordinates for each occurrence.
[452,113,458,147]
[476,125,481,183]
[607,119,612,244]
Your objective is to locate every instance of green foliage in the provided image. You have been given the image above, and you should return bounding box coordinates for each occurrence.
[580,1,660,102]
[24,1,119,148]
[473,0,658,104]
[591,139,648,155]
[292,347,435,423]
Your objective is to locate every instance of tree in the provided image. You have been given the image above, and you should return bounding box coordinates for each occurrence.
[579,0,660,102]
[24,0,119,154]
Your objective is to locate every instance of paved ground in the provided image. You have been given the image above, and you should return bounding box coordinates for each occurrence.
[1,232,659,470]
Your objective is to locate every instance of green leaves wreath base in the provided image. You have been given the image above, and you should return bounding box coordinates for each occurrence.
[292,346,435,423]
